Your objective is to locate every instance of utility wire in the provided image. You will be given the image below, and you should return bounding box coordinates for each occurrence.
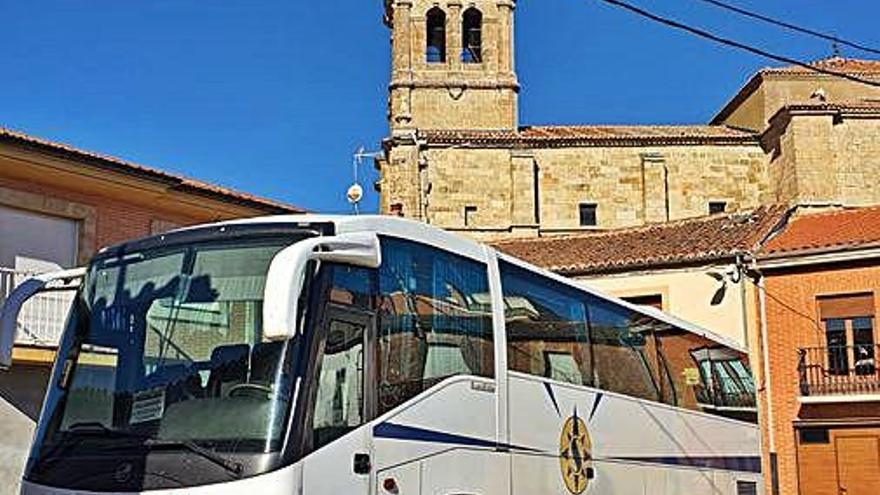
[695,0,880,57]
[595,0,880,89]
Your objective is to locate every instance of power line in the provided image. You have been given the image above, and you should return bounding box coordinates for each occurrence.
[695,0,880,57]
[594,0,880,89]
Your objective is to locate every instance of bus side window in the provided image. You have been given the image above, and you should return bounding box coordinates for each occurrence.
[376,237,493,415]
[585,295,661,402]
[499,261,593,387]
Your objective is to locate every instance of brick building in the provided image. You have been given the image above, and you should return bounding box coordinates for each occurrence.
[376,0,880,240]
[755,207,880,495]
[0,126,303,494]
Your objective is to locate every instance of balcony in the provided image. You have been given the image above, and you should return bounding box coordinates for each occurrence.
[798,345,880,403]
[0,267,74,348]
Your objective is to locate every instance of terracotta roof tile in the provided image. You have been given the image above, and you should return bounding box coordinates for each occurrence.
[492,206,787,274]
[0,126,304,214]
[423,125,758,148]
[761,206,880,257]
[763,56,880,76]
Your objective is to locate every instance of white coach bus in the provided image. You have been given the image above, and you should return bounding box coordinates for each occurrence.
[0,215,761,495]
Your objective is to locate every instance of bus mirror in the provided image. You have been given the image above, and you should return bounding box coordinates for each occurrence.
[0,268,86,370]
[262,232,381,341]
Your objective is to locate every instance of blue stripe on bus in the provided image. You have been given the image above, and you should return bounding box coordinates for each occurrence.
[611,455,762,473]
[589,392,603,421]
[374,423,759,473]
[373,422,539,452]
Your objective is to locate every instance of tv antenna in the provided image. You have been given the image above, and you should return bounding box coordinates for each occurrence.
[349,146,382,214]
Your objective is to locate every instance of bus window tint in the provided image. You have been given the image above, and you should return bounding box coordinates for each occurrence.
[500,262,592,386]
[585,295,661,402]
[377,238,493,414]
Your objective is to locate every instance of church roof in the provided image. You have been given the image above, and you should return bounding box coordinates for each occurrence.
[762,56,880,76]
[491,205,787,275]
[711,56,880,126]
[423,125,758,148]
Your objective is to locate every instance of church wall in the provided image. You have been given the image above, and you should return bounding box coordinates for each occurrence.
[533,144,768,232]
[722,84,766,132]
[832,118,880,206]
[762,77,880,121]
[394,143,769,238]
[423,147,516,231]
[766,113,880,208]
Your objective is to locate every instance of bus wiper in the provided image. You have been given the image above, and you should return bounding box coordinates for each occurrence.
[143,439,244,478]
[66,422,149,438]
[34,423,148,472]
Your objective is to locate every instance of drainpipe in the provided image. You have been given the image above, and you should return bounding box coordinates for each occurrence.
[756,268,778,495]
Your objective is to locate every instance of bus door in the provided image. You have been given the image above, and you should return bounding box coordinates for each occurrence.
[301,298,376,493]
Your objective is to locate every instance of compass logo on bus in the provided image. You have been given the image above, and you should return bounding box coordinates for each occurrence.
[559,407,593,494]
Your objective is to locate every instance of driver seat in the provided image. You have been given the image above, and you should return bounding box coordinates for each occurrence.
[206,344,249,397]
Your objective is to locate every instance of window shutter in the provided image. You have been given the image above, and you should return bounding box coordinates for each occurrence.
[817,293,875,320]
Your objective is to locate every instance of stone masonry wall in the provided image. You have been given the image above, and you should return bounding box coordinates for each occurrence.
[379,143,770,238]
[832,119,880,206]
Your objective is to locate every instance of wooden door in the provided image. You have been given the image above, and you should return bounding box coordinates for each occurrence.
[836,436,880,495]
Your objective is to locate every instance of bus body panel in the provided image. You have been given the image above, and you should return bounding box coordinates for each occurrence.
[20,463,302,495]
[507,372,761,494]
[372,376,499,475]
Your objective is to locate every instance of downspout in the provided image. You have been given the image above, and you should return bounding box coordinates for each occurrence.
[756,266,778,495]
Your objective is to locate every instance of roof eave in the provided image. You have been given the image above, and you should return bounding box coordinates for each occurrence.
[0,130,304,214]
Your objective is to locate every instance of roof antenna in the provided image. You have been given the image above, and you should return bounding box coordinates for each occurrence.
[832,39,842,58]
[349,147,383,215]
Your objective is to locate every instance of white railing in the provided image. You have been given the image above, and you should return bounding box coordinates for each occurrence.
[0,267,74,347]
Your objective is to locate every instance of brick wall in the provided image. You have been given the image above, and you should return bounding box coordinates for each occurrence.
[758,263,880,495]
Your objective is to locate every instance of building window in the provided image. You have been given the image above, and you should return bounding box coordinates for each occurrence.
[464,205,477,227]
[798,428,830,444]
[709,201,727,215]
[579,203,597,227]
[621,294,663,310]
[818,293,876,376]
[426,7,446,63]
[462,8,482,63]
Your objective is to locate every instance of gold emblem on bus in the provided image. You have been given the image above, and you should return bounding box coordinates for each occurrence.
[559,408,592,494]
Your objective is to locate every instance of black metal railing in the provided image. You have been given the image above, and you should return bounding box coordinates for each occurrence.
[798,344,880,397]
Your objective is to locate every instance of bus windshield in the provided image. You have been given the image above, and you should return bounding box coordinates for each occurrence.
[26,235,304,491]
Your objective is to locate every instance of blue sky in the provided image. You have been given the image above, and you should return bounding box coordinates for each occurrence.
[1,1,877,213]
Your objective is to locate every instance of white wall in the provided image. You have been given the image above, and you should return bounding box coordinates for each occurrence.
[575,265,750,346]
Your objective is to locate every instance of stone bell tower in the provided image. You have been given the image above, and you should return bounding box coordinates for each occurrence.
[383,0,519,131]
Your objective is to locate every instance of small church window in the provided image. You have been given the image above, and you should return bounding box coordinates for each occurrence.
[579,203,597,227]
[426,8,446,63]
[462,8,482,63]
[709,201,727,215]
[464,205,477,226]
